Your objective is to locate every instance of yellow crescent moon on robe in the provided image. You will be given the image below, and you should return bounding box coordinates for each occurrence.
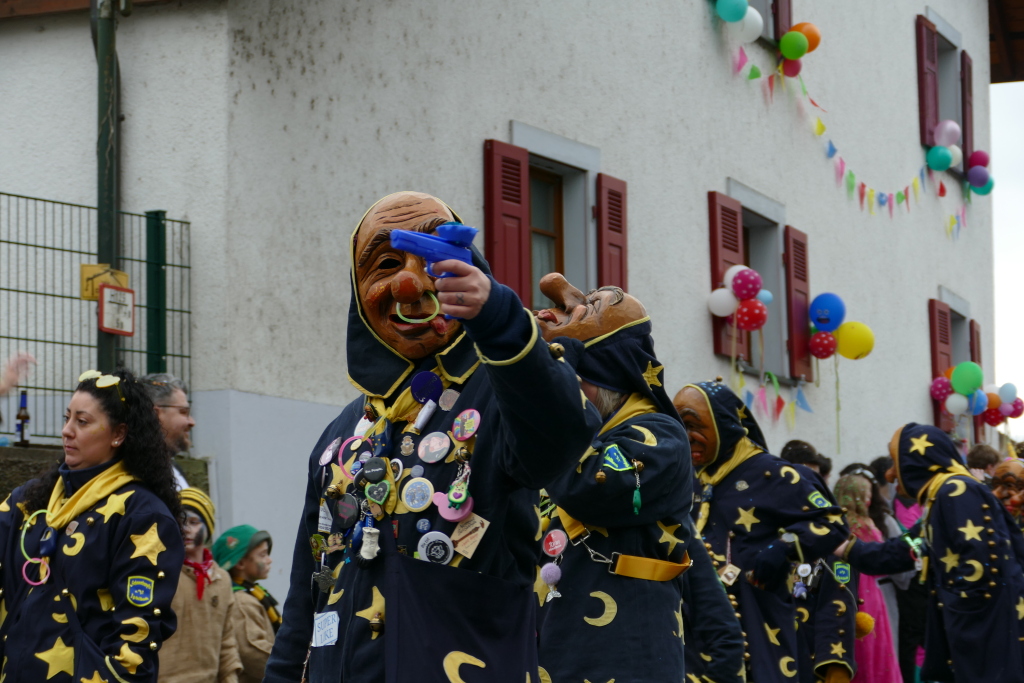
[630,425,658,446]
[946,479,967,497]
[796,607,810,623]
[443,651,486,683]
[809,523,832,536]
[780,466,801,484]
[51,593,78,623]
[583,591,618,627]
[328,588,345,606]
[832,599,847,616]
[964,560,984,582]
[62,532,85,556]
[780,656,797,678]
[120,617,150,642]
[537,667,552,683]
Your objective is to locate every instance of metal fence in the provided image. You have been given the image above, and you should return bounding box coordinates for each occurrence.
[0,192,190,441]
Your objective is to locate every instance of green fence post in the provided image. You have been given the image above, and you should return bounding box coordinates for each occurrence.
[95,0,120,372]
[146,210,167,374]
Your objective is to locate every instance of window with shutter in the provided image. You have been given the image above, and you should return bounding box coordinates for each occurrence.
[773,0,792,40]
[708,191,749,361]
[784,226,812,382]
[929,299,955,430]
[484,139,532,307]
[596,173,627,290]
[970,319,982,442]
[916,15,940,147]
[961,50,974,166]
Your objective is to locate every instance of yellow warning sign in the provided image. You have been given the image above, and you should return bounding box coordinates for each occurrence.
[80,264,129,301]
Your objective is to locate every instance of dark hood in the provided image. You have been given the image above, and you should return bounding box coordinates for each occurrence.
[892,422,967,499]
[685,380,768,478]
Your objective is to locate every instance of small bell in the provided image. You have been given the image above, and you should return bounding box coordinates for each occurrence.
[632,459,644,473]
[369,613,384,633]
[325,485,342,500]
[595,470,607,484]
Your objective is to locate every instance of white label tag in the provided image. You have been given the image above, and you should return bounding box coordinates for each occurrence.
[318,499,333,533]
[451,513,490,559]
[312,611,340,647]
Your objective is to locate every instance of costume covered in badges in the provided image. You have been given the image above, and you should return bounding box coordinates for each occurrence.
[685,382,849,683]
[264,194,598,683]
[536,318,694,682]
[0,459,184,682]
[844,424,1024,683]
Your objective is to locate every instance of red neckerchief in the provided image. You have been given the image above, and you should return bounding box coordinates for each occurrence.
[183,547,215,600]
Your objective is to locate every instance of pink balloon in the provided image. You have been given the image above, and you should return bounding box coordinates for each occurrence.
[930,376,953,402]
[933,120,961,147]
[1012,398,1024,419]
[731,268,762,300]
[968,150,990,168]
[782,58,802,78]
[1000,402,1015,417]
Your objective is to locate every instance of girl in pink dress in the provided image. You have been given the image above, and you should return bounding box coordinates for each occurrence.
[835,472,902,683]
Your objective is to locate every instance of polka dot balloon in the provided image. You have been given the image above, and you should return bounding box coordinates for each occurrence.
[730,268,762,300]
[808,331,837,359]
[734,299,768,331]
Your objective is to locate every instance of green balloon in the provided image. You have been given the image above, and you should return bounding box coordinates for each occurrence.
[779,31,809,60]
[951,361,984,396]
[974,178,995,196]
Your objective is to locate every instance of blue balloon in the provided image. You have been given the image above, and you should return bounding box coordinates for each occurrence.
[970,389,988,416]
[756,289,773,305]
[808,293,846,333]
[716,0,749,23]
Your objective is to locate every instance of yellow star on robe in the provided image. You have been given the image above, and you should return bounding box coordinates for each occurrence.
[909,434,934,456]
[940,548,960,572]
[1017,597,1024,620]
[735,507,761,533]
[114,643,143,675]
[764,623,781,646]
[533,567,550,607]
[354,586,386,640]
[673,600,684,640]
[830,642,846,657]
[130,523,167,566]
[34,637,75,679]
[657,521,684,555]
[958,519,983,542]
[95,490,134,523]
[642,362,664,388]
[79,672,108,683]
[736,404,748,421]
[827,513,845,525]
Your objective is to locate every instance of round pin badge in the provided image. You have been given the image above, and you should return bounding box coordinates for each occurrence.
[452,409,481,441]
[335,493,360,530]
[401,478,435,512]
[418,432,451,463]
[390,458,404,481]
[416,518,431,534]
[542,529,569,557]
[361,457,389,484]
[432,491,474,522]
[797,563,813,578]
[438,388,461,412]
[358,451,372,463]
[410,464,425,478]
[411,372,444,405]
[418,531,454,564]
[319,437,342,466]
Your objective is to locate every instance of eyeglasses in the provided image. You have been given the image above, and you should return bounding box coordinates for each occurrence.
[156,404,191,417]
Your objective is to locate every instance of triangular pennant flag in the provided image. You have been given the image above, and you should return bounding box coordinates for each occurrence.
[896,191,905,204]
[748,64,762,80]
[904,186,911,211]
[912,177,920,202]
[938,181,947,197]
[947,214,955,238]
[795,387,813,413]
[919,167,927,193]
[768,74,776,101]
[809,97,827,112]
[834,158,844,186]
[858,182,866,209]
[756,386,769,417]
[773,395,786,423]
[888,193,895,218]
[813,117,826,136]
[799,75,808,96]
[961,204,967,228]
[785,400,797,430]
[744,390,756,411]
[868,188,876,214]
[734,47,749,75]
[878,192,888,207]
[826,140,837,159]
[846,170,855,199]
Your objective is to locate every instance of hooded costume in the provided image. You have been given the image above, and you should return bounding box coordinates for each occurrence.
[844,423,1024,682]
[536,319,696,682]
[263,195,598,683]
[683,382,850,683]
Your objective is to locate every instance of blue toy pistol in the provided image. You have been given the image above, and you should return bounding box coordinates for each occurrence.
[389,222,478,278]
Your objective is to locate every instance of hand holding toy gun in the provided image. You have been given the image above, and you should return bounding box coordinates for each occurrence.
[389,222,478,278]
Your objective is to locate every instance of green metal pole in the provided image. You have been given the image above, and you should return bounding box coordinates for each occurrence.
[96,0,119,372]
[146,210,167,373]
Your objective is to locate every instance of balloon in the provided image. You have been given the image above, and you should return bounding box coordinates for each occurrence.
[1000,402,1016,417]
[1000,383,1018,404]
[944,366,955,380]
[809,331,837,359]
[791,22,821,53]
[731,268,762,300]
[756,289,773,305]
[926,146,953,172]
[967,165,990,188]
[723,264,750,289]
[933,120,962,147]
[970,390,988,416]
[833,321,874,360]
[968,150,990,168]
[987,393,1003,410]
[708,288,740,317]
[727,6,764,42]
[734,299,768,331]
[779,31,809,60]
[983,408,1005,427]
[1012,398,1024,419]
[974,178,994,196]
[945,393,969,416]
[808,293,845,333]
[930,376,953,402]
[716,0,749,23]
[782,58,802,77]
[950,361,984,396]
[947,144,963,168]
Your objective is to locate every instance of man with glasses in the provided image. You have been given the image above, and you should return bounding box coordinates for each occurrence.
[142,372,195,490]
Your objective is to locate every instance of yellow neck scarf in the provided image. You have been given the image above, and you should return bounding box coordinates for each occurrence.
[601,394,658,435]
[45,460,137,529]
[695,437,764,533]
[365,366,454,436]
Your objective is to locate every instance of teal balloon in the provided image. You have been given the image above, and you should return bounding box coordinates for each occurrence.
[950,361,984,396]
[974,178,995,196]
[926,146,953,172]
[716,0,749,23]
[779,31,809,60]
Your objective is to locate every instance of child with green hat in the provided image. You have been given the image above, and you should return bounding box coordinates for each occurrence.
[213,525,281,683]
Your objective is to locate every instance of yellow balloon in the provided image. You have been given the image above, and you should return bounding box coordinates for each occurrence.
[834,321,875,360]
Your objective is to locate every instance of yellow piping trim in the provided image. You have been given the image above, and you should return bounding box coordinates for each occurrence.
[105,656,131,683]
[436,331,481,383]
[814,660,853,677]
[583,316,651,348]
[474,309,539,366]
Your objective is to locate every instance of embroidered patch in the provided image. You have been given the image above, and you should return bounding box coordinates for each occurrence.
[735,480,749,492]
[807,491,829,509]
[602,444,632,471]
[127,576,155,607]
[833,562,851,584]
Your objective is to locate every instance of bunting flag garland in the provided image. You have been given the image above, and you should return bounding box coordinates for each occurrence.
[888,193,894,219]
[846,170,855,199]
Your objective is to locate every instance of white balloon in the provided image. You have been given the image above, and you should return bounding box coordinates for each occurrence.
[945,393,969,416]
[723,264,750,290]
[1000,383,1018,404]
[727,6,764,43]
[948,144,963,168]
[985,384,1001,395]
[708,287,740,317]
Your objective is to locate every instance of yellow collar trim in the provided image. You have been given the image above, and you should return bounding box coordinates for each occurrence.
[600,393,658,435]
[45,461,137,529]
[698,437,764,487]
[583,316,651,348]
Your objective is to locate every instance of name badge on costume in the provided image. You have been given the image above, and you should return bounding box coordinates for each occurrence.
[602,444,632,471]
[807,491,829,509]
[833,561,851,584]
[312,611,340,647]
[318,499,333,533]
[451,513,490,559]
[127,576,155,607]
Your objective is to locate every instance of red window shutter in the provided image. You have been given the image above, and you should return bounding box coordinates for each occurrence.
[483,139,532,307]
[961,50,974,167]
[929,299,955,430]
[916,15,940,147]
[708,191,749,361]
[596,173,628,290]
[784,226,813,382]
[773,0,792,40]
[970,318,983,441]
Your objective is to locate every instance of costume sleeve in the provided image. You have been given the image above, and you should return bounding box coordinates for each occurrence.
[844,522,921,576]
[550,414,692,529]
[810,555,858,681]
[0,493,21,664]
[775,467,849,562]
[463,282,602,488]
[233,593,275,677]
[883,515,916,590]
[682,531,745,683]
[219,587,242,682]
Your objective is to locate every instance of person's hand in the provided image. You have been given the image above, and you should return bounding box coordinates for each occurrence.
[433,260,491,320]
[833,538,851,559]
[744,541,792,591]
[824,664,852,683]
[0,352,36,396]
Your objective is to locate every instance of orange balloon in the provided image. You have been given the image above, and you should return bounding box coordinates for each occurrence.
[791,22,821,53]
[988,392,1003,410]
[944,366,955,379]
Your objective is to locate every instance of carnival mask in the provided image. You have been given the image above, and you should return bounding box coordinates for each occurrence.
[992,459,1024,516]
[533,273,646,342]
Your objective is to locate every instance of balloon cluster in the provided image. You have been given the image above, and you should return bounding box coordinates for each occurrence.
[777,22,820,78]
[925,120,994,195]
[707,265,772,331]
[930,367,1023,425]
[807,293,875,361]
[716,0,822,79]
